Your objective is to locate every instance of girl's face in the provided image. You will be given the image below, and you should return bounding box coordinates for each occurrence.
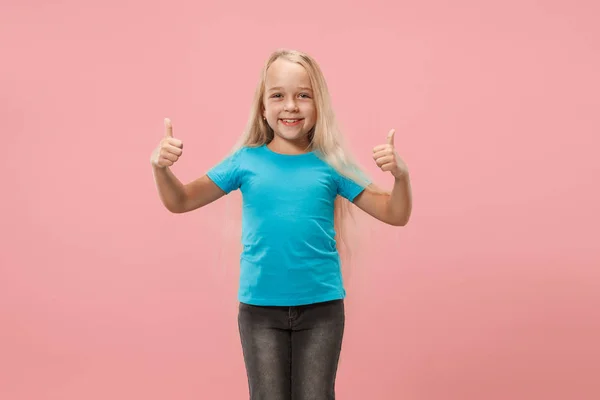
[262,59,316,146]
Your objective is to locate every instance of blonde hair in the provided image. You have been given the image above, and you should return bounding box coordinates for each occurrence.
[225,48,379,270]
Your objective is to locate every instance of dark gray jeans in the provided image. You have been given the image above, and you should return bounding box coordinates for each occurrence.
[238,299,345,400]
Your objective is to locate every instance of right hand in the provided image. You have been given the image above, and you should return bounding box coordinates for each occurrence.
[151,118,183,168]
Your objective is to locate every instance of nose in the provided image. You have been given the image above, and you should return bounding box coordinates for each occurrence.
[284,98,298,112]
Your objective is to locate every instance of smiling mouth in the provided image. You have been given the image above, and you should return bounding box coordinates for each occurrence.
[280,118,304,126]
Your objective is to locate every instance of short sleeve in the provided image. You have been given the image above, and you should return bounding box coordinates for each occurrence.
[336,168,371,202]
[206,149,244,194]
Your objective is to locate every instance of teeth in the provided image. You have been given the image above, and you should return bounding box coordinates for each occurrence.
[283,119,299,122]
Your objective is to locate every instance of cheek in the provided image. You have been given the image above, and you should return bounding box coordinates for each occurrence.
[299,102,314,113]
[303,105,316,121]
[265,105,281,118]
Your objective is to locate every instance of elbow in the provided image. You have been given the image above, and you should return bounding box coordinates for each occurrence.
[384,197,412,227]
[164,200,187,214]
[165,204,181,213]
[390,218,409,227]
[389,212,411,227]
[162,193,190,214]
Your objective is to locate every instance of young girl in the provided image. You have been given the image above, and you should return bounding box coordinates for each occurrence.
[151,49,412,400]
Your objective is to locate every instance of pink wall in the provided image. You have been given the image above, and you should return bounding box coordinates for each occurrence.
[1,0,599,399]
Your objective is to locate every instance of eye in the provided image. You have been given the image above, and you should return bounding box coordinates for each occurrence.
[270,93,282,98]
[299,93,311,98]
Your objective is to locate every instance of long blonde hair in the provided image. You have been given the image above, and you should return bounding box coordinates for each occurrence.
[224,49,377,269]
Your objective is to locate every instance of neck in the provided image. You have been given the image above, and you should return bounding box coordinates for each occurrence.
[267,136,311,155]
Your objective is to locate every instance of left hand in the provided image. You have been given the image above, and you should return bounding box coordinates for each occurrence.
[372,129,409,179]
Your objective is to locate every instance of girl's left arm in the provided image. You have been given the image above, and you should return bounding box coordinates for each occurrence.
[353,129,413,226]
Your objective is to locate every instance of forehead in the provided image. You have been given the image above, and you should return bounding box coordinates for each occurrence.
[265,58,312,89]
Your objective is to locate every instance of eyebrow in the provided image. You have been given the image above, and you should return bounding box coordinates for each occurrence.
[267,86,313,92]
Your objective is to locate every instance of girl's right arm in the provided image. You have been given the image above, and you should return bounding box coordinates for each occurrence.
[151,118,226,213]
[152,166,225,213]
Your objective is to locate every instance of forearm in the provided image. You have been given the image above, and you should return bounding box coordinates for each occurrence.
[152,164,187,213]
[387,173,412,226]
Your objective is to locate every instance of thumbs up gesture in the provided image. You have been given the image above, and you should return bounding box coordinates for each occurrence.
[151,118,184,168]
[372,129,409,179]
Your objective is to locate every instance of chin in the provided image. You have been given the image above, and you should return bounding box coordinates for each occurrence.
[275,132,304,141]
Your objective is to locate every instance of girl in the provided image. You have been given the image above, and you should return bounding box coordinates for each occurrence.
[151,49,412,400]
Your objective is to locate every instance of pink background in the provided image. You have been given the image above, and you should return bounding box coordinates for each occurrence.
[1,0,599,399]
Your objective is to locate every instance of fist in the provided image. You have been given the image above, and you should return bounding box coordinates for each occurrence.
[151,118,183,168]
[372,128,409,179]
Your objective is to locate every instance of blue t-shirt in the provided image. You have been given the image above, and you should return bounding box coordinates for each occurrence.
[206,144,369,306]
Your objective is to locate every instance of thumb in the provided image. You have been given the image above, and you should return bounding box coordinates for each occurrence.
[386,128,395,146]
[164,118,173,138]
